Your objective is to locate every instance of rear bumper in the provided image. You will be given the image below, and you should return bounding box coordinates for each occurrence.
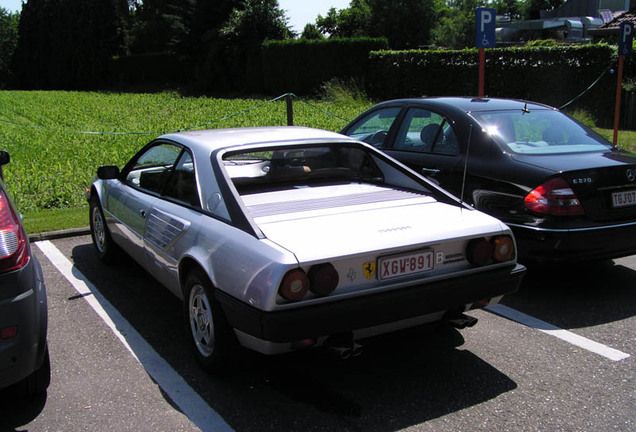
[217,263,525,351]
[0,257,48,390]
[510,221,636,264]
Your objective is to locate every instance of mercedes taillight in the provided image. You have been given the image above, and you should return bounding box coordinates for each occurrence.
[524,177,584,216]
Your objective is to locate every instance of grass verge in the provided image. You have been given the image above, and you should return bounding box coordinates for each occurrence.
[23,207,87,235]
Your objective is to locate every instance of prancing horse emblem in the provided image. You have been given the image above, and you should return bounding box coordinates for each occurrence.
[363,261,376,280]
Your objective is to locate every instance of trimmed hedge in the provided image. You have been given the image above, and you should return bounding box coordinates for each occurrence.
[367,44,620,127]
[110,53,191,90]
[261,37,389,95]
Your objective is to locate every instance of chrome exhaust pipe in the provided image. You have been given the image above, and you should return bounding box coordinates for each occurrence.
[326,344,353,360]
[446,313,478,329]
[323,333,363,359]
[352,342,363,357]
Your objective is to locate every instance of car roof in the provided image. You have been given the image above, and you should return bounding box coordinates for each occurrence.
[159,126,357,153]
[375,97,556,113]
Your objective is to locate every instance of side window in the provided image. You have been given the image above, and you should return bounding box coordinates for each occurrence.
[345,107,401,148]
[163,151,201,208]
[394,108,459,155]
[125,143,181,194]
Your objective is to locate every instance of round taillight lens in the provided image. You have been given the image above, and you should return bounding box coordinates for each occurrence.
[492,236,515,262]
[308,263,339,296]
[466,238,493,266]
[278,269,309,301]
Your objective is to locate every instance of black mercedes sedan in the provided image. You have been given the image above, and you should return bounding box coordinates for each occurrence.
[341,97,636,264]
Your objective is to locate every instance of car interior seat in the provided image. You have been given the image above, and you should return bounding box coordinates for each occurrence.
[420,124,441,149]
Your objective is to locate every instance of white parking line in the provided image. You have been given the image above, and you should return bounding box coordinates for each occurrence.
[36,240,233,432]
[486,304,630,362]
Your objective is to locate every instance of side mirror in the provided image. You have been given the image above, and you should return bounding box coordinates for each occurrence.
[0,151,10,166]
[97,165,120,180]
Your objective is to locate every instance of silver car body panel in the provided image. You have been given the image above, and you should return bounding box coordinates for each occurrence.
[90,127,525,354]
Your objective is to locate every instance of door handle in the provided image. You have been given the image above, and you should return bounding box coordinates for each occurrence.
[421,167,440,175]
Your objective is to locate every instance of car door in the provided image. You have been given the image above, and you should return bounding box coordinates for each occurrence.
[143,149,201,294]
[381,107,465,196]
[342,106,403,148]
[106,142,183,267]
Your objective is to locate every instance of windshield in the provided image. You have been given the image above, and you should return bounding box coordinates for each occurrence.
[471,109,613,154]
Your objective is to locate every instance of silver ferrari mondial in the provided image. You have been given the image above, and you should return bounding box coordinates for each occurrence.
[88,126,525,370]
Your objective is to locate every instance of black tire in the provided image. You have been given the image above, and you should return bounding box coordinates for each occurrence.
[89,195,119,263]
[14,344,51,397]
[183,268,237,371]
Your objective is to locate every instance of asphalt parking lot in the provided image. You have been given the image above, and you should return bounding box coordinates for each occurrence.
[1,234,634,432]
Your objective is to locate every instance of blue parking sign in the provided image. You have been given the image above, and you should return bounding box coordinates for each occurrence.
[475,7,496,48]
[618,22,633,56]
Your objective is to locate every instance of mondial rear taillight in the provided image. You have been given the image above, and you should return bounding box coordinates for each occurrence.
[466,235,515,266]
[466,238,493,266]
[492,235,515,262]
[0,189,29,273]
[308,263,339,296]
[524,177,584,216]
[278,269,309,301]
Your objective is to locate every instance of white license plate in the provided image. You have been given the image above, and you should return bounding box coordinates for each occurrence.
[611,190,636,208]
[378,249,434,280]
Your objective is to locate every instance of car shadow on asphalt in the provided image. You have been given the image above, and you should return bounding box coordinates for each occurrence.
[69,242,517,431]
[502,259,636,330]
[0,390,47,431]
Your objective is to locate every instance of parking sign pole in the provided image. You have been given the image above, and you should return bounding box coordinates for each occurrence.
[475,8,495,98]
[613,55,624,146]
[479,48,485,97]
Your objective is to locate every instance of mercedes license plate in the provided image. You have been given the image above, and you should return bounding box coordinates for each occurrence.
[611,190,636,208]
[378,249,434,280]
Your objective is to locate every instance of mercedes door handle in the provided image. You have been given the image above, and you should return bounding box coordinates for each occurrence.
[421,168,440,175]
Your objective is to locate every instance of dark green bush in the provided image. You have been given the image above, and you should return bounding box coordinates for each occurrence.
[110,53,191,90]
[366,44,619,127]
[261,37,388,95]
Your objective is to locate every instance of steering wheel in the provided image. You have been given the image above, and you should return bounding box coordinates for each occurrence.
[364,130,387,146]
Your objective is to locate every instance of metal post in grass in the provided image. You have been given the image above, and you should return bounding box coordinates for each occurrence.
[286,94,294,126]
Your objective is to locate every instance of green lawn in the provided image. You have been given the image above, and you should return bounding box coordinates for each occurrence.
[23,207,87,234]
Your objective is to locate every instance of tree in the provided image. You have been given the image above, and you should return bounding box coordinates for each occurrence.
[431,0,481,49]
[367,0,436,49]
[129,0,175,53]
[220,0,292,43]
[13,0,129,89]
[315,0,436,49]
[491,0,522,20]
[0,8,19,88]
[300,23,324,40]
[316,0,371,38]
[215,0,292,91]
[524,0,564,20]
[178,0,239,59]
